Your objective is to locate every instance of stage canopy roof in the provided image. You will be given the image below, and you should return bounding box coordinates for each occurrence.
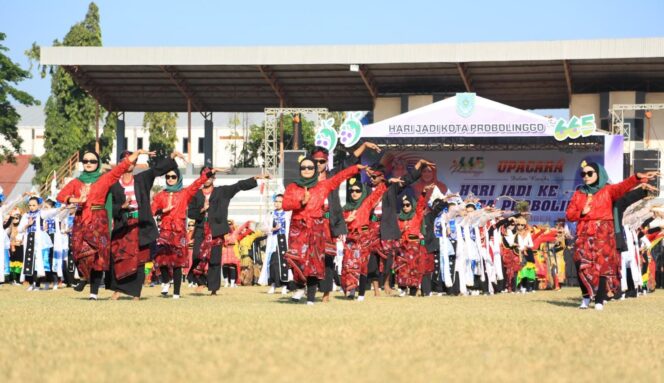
[40,38,664,112]
[359,93,607,152]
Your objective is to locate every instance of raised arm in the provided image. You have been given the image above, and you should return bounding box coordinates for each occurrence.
[351,183,387,229]
[324,165,360,194]
[40,207,61,221]
[220,177,259,200]
[607,175,642,201]
[411,193,428,230]
[137,156,179,188]
[183,169,212,203]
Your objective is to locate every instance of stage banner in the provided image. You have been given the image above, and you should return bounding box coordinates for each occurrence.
[362,93,557,138]
[368,136,623,224]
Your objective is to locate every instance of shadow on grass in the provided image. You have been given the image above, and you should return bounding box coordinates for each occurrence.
[333,295,354,301]
[538,299,581,308]
[273,296,308,305]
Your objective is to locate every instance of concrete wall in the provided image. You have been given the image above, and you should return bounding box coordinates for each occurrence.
[408,95,433,111]
[374,97,401,122]
[109,125,246,167]
[570,94,600,121]
[644,92,664,152]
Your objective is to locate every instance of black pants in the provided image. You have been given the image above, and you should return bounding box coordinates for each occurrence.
[574,261,590,298]
[90,270,103,295]
[368,251,394,287]
[268,251,286,287]
[358,275,368,297]
[317,255,334,293]
[160,266,183,295]
[207,244,222,292]
[306,277,318,302]
[624,268,638,298]
[450,271,461,296]
[421,273,432,296]
[222,265,237,282]
[431,252,444,293]
[595,276,608,305]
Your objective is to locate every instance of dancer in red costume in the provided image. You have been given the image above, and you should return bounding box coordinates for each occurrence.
[566,160,657,310]
[282,157,363,305]
[152,167,214,299]
[395,188,429,296]
[56,149,148,300]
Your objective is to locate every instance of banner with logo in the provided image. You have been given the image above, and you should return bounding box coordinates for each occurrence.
[367,136,623,224]
[362,93,557,138]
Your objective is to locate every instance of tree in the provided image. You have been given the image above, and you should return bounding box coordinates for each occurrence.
[240,113,317,167]
[98,111,116,163]
[27,2,103,185]
[0,33,39,164]
[143,112,178,165]
[226,113,241,168]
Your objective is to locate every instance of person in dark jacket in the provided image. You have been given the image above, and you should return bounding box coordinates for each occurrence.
[365,158,434,295]
[108,150,182,300]
[310,142,381,302]
[188,171,269,295]
[422,196,449,295]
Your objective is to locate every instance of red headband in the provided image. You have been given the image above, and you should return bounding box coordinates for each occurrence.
[312,151,327,160]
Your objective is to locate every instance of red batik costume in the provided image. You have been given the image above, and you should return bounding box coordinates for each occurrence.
[282,165,360,284]
[152,172,210,275]
[220,222,246,284]
[56,158,132,280]
[395,194,427,288]
[566,174,642,298]
[341,183,387,292]
[499,228,520,292]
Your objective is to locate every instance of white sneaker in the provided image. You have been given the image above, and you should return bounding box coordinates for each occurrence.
[173,295,180,300]
[281,286,288,295]
[52,284,58,291]
[399,290,406,297]
[595,303,604,311]
[89,294,98,301]
[27,284,36,291]
[306,301,314,306]
[161,283,170,295]
[291,288,305,301]
[520,287,527,294]
[230,281,237,288]
[437,292,443,297]
[357,296,365,302]
[267,286,276,294]
[579,298,590,309]
[188,282,194,288]
[223,278,229,288]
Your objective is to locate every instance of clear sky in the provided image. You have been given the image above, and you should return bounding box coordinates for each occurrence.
[3,0,664,108]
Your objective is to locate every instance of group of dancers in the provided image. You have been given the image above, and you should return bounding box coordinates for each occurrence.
[257,145,662,309]
[0,142,662,310]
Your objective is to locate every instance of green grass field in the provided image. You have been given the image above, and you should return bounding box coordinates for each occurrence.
[1,284,663,383]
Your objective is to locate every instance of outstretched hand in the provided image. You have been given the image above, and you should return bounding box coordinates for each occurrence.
[388,177,404,186]
[637,171,660,180]
[363,142,381,153]
[170,151,186,161]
